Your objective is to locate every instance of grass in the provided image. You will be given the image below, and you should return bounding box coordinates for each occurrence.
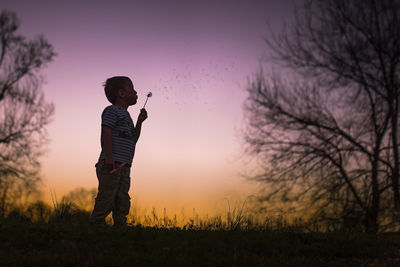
[1,203,400,266]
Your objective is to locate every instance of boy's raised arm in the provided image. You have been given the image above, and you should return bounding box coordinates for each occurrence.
[135,108,148,141]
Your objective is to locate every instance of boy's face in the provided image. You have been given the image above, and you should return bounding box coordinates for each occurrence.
[119,81,138,106]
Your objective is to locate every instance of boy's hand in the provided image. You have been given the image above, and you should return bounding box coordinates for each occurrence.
[138,108,148,123]
[105,156,115,168]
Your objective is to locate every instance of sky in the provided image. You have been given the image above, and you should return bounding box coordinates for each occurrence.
[2,0,294,216]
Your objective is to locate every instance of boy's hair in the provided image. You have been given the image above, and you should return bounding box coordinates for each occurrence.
[104,76,132,104]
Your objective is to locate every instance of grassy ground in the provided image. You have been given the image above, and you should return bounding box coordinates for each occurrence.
[1,212,400,267]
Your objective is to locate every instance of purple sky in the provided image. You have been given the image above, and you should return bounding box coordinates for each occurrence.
[2,0,294,215]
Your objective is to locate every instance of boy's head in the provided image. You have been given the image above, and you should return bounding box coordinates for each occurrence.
[104,76,137,105]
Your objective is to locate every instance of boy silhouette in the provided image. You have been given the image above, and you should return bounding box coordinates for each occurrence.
[91,76,148,226]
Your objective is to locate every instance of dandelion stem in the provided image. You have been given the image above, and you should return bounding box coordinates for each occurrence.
[143,97,149,108]
[142,92,152,108]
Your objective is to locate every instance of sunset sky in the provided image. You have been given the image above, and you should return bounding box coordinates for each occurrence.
[2,0,293,216]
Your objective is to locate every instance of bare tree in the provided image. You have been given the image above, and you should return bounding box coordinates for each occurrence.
[0,10,55,215]
[244,0,400,232]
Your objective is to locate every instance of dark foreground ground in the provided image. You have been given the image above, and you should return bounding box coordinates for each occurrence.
[0,215,400,267]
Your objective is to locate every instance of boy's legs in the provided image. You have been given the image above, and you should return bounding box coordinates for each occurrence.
[90,162,121,225]
[112,167,131,226]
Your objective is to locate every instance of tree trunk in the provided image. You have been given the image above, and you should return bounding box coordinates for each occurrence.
[390,101,400,210]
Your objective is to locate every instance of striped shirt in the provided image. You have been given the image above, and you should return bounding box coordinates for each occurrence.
[98,105,138,164]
